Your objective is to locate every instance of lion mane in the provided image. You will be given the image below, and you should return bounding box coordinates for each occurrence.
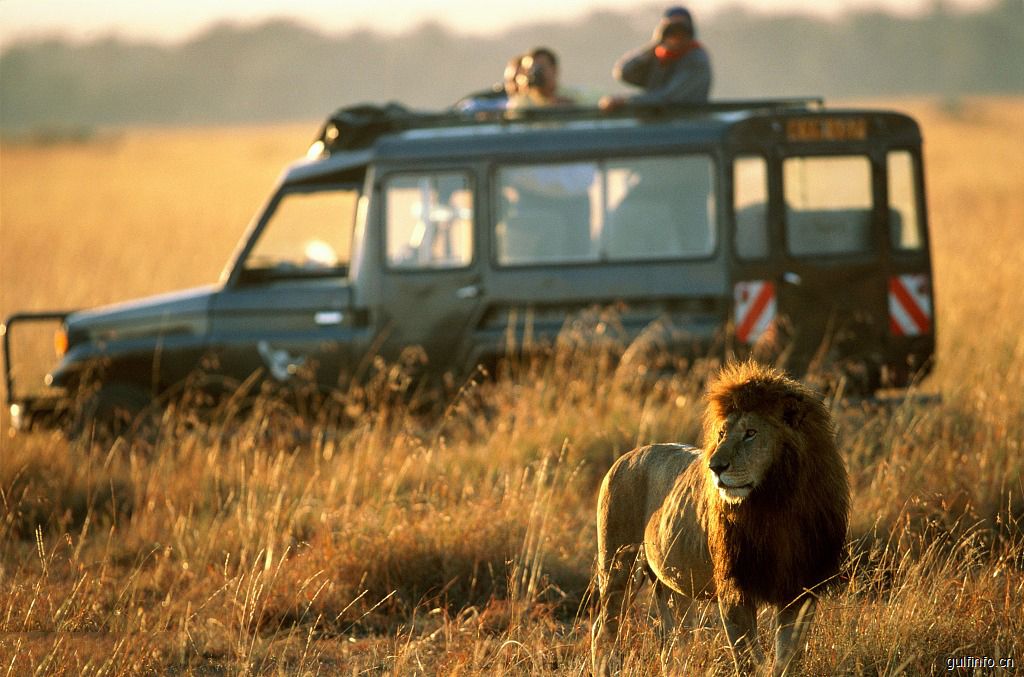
[592,361,850,673]
[702,361,850,606]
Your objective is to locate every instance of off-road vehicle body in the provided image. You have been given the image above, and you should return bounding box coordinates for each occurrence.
[3,98,935,433]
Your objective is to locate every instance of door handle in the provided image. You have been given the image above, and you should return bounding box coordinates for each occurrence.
[315,311,344,325]
[783,272,802,286]
[455,285,481,300]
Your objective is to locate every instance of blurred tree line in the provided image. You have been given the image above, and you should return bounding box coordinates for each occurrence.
[1,0,1021,130]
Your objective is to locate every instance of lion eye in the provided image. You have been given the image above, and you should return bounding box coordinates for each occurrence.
[718,429,726,441]
[743,429,757,440]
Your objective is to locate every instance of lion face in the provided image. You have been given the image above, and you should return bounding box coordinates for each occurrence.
[707,411,779,504]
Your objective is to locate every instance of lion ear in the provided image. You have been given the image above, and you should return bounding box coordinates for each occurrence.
[781,394,808,429]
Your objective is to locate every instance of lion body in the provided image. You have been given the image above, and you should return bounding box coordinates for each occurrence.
[592,362,850,675]
[596,444,714,598]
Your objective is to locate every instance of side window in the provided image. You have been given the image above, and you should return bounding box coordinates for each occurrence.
[494,154,717,266]
[784,155,872,256]
[734,155,769,259]
[605,155,715,260]
[385,173,473,270]
[887,150,924,251]
[243,187,357,281]
[495,162,598,265]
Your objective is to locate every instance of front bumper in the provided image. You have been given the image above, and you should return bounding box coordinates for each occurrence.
[9,395,70,433]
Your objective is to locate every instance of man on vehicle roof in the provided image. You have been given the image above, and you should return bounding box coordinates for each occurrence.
[600,6,712,111]
[507,47,578,109]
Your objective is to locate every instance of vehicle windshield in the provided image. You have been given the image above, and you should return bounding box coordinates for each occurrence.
[495,154,716,265]
[242,186,358,279]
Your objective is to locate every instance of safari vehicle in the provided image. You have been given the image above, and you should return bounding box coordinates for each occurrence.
[3,97,935,433]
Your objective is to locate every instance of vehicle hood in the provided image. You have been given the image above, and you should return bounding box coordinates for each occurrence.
[67,285,219,344]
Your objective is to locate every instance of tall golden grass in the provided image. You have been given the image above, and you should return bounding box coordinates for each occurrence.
[1,98,1022,674]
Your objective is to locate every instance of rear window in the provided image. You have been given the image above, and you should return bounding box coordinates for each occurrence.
[495,155,716,266]
[784,155,872,256]
[734,154,769,260]
[888,150,924,251]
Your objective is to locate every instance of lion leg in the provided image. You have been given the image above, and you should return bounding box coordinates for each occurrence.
[719,598,764,673]
[653,580,689,671]
[773,596,816,676]
[592,544,645,675]
[653,579,681,639]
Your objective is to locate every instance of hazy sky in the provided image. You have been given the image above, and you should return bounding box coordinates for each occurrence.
[0,0,995,47]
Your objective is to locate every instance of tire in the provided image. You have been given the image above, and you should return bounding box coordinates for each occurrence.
[68,381,157,442]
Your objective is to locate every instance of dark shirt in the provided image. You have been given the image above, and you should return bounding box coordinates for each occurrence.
[614,41,712,104]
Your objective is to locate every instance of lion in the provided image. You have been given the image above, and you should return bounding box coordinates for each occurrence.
[591,361,849,675]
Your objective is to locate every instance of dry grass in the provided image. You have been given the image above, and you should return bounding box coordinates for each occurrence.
[1,97,1022,674]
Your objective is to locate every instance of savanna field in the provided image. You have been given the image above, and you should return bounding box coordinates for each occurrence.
[0,98,1022,675]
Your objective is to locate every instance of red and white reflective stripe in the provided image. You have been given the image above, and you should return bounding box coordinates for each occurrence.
[888,274,932,336]
[734,280,776,344]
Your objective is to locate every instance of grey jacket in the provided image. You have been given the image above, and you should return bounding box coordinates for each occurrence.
[614,42,712,104]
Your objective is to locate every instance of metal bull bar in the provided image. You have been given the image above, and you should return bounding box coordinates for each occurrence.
[2,311,74,427]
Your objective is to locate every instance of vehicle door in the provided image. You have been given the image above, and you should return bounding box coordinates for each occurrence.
[878,148,935,385]
[375,169,483,375]
[731,150,911,388]
[480,153,726,364]
[210,181,368,392]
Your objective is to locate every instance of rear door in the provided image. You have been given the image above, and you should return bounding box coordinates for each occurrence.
[882,148,935,384]
[777,153,887,379]
[731,151,891,387]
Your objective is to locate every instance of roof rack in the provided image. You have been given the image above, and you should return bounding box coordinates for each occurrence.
[309,97,825,156]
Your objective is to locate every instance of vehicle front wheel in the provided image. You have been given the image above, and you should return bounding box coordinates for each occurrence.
[68,381,158,442]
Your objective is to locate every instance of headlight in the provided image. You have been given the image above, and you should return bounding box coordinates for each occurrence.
[54,327,68,358]
[306,140,326,159]
[10,403,24,430]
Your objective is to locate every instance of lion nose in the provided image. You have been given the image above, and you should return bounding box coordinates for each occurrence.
[709,459,730,475]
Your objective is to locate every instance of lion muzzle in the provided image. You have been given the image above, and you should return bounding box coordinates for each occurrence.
[712,472,754,502]
[709,456,755,502]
